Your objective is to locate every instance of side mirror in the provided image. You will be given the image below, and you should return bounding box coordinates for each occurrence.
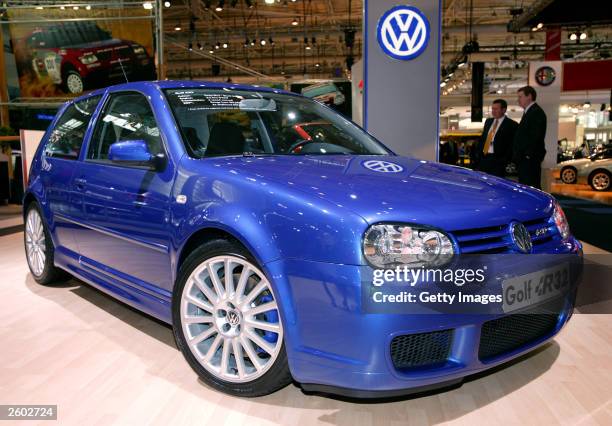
[108,140,163,169]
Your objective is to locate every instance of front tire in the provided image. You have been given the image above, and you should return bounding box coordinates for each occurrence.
[560,166,577,184]
[24,203,68,285]
[172,239,292,397]
[589,170,611,191]
[62,68,84,94]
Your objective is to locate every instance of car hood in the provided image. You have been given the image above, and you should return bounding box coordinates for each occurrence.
[557,158,591,168]
[205,155,553,231]
[64,38,131,50]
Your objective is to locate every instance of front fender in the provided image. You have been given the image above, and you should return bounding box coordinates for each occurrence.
[173,157,369,268]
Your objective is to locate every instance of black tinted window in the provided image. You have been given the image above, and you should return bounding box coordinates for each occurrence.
[88,92,163,161]
[45,95,101,160]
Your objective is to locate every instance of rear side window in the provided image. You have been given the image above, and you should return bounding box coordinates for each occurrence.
[87,92,163,161]
[45,95,101,160]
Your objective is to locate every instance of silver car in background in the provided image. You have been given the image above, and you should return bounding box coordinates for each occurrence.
[553,147,612,191]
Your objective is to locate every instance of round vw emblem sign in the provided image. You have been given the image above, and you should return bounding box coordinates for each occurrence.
[377,5,430,60]
[362,160,404,173]
[227,311,240,326]
[510,222,533,254]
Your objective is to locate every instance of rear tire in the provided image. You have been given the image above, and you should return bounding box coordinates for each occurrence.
[172,239,292,397]
[560,166,577,184]
[24,203,69,285]
[589,170,611,192]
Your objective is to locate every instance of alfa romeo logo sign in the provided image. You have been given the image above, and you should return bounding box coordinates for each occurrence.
[535,66,556,86]
[377,5,430,60]
[362,160,404,173]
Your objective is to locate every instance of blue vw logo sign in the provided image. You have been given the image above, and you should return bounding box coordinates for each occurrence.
[377,5,430,61]
[363,160,404,173]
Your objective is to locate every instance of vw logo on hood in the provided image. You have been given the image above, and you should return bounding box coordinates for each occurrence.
[362,160,404,173]
[510,222,533,254]
[377,5,430,60]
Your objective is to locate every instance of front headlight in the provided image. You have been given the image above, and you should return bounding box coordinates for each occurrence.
[79,53,98,64]
[132,46,146,55]
[553,201,570,239]
[363,224,454,268]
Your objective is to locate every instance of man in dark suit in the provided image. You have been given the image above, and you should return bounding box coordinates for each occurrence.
[513,86,547,189]
[474,99,518,177]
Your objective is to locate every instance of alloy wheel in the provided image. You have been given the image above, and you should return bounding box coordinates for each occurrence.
[180,255,283,383]
[25,208,46,277]
[561,168,576,184]
[66,73,83,94]
[592,172,610,191]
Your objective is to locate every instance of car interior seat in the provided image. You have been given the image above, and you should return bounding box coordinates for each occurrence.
[205,122,246,156]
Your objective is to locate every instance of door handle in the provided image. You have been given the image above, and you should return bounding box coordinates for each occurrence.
[74,178,87,190]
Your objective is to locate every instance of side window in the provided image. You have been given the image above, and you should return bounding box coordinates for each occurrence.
[88,92,163,161]
[45,95,101,160]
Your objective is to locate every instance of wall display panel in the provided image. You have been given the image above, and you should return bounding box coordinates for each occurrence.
[7,7,156,97]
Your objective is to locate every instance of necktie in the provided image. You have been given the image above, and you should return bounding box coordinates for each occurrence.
[483,119,498,154]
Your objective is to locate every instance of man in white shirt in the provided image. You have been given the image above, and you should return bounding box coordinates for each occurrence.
[475,99,518,177]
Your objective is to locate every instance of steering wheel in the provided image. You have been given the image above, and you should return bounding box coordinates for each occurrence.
[286,139,309,154]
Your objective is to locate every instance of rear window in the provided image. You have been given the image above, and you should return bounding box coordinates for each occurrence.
[45,95,101,160]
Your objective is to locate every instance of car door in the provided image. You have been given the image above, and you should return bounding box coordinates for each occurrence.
[39,95,102,255]
[72,91,175,292]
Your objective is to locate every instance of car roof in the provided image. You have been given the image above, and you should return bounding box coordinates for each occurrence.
[71,80,296,105]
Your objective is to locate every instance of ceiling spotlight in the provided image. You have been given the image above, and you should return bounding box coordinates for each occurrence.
[569,32,578,41]
[560,105,569,113]
[73,5,79,10]
[188,42,193,51]
[222,42,228,48]
[215,1,224,12]
[305,45,311,50]
[164,1,171,7]
[260,39,266,46]
[496,88,503,94]
[536,22,543,29]
[518,40,525,45]
[531,26,538,32]
[244,39,249,47]
[265,0,275,4]
[448,72,454,77]
[209,49,214,54]
[583,101,591,109]
[86,5,92,10]
[174,23,182,31]
[215,42,220,49]
[458,58,467,68]
[440,82,446,87]
[315,63,320,68]
[60,6,65,10]
[580,31,587,40]
[143,2,153,10]
[197,42,203,50]
[251,39,256,46]
[291,18,299,26]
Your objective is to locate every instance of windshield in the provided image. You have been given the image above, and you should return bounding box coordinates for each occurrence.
[164,88,391,158]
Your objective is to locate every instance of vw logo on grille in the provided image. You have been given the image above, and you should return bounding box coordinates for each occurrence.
[377,5,430,60]
[363,160,404,173]
[510,222,533,254]
[227,310,240,326]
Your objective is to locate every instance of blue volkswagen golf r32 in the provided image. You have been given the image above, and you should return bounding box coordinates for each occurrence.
[24,81,582,398]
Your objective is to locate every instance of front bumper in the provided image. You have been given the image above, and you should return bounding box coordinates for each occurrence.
[265,238,582,397]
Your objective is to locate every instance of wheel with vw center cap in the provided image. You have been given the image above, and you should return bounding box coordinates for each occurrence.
[172,239,291,396]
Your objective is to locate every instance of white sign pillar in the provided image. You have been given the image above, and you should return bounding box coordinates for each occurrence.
[528,61,562,169]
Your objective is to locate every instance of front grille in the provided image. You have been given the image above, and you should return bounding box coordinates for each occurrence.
[451,216,556,254]
[390,329,453,370]
[478,309,561,361]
